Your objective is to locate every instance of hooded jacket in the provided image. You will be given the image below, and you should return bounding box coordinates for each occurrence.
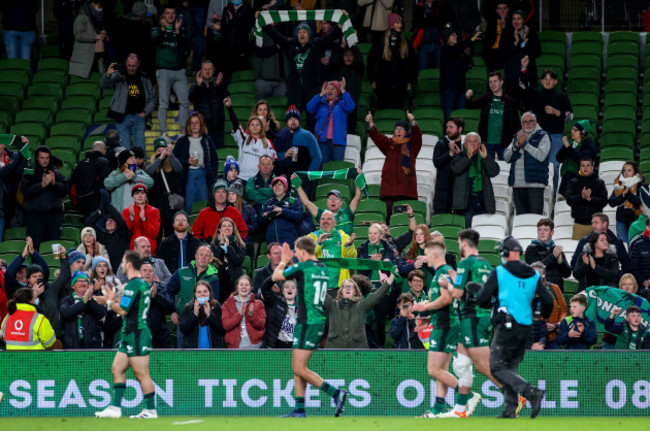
[21,147,69,214]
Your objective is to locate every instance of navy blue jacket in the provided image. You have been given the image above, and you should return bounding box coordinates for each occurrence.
[390,315,424,349]
[507,130,550,186]
[5,251,50,298]
[629,235,650,287]
[566,174,609,225]
[260,195,304,247]
[556,315,597,350]
[60,294,107,349]
[605,318,650,349]
[173,134,219,194]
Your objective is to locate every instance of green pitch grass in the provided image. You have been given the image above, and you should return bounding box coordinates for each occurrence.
[0,417,646,431]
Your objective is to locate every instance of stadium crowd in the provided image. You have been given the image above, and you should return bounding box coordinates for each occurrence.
[1,0,650,353]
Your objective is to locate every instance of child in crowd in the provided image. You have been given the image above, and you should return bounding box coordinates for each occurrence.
[605,305,650,349]
[556,295,597,350]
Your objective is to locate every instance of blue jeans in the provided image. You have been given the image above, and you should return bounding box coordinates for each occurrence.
[463,193,486,228]
[185,167,208,213]
[616,220,629,244]
[319,141,346,165]
[4,30,35,60]
[549,133,563,195]
[189,7,207,69]
[441,89,465,122]
[418,41,441,70]
[485,143,505,161]
[115,114,146,153]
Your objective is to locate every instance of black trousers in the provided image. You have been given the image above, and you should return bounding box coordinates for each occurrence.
[489,321,533,414]
[26,212,62,251]
[513,188,545,215]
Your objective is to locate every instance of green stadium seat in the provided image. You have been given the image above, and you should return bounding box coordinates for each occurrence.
[354,213,385,227]
[604,80,637,97]
[50,121,87,139]
[66,82,101,101]
[61,95,97,113]
[607,42,639,58]
[0,70,29,89]
[356,199,387,218]
[28,82,63,101]
[22,95,59,113]
[607,55,639,71]
[228,82,256,95]
[609,31,640,46]
[357,43,372,56]
[230,94,257,108]
[322,161,356,171]
[39,239,76,255]
[55,148,79,166]
[569,54,602,72]
[436,225,462,238]
[0,58,30,72]
[374,109,406,121]
[571,43,603,59]
[539,41,566,58]
[353,226,369,240]
[61,226,81,242]
[606,68,638,84]
[568,79,600,95]
[538,31,567,46]
[414,91,441,108]
[10,122,46,142]
[536,53,565,72]
[70,72,102,84]
[572,31,603,46]
[191,200,208,215]
[482,253,501,267]
[99,96,112,111]
[366,184,380,197]
[38,58,69,72]
[46,135,82,152]
[600,146,634,161]
[0,97,19,119]
[603,106,636,121]
[567,69,600,84]
[230,69,254,82]
[93,110,114,124]
[443,237,460,255]
[57,109,93,127]
[4,227,26,241]
[390,225,410,237]
[15,109,54,128]
[0,240,28,255]
[0,82,24,100]
[265,95,287,111]
[431,213,465,228]
[571,93,598,108]
[315,183,351,201]
[413,107,444,121]
[394,199,427,216]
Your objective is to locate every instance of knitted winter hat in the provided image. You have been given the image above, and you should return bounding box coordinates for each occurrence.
[271,176,289,191]
[574,119,592,136]
[327,80,342,96]
[71,270,90,286]
[117,149,134,167]
[26,264,44,278]
[153,136,169,151]
[131,183,149,196]
[81,227,96,242]
[285,105,302,122]
[68,249,87,265]
[295,22,312,36]
[91,256,109,272]
[212,178,228,194]
[387,13,402,28]
[229,181,245,198]
[224,156,240,176]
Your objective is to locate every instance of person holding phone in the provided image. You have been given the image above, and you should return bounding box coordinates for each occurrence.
[390,292,424,349]
[104,149,154,211]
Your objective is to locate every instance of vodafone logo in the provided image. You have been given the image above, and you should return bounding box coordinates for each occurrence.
[14,320,23,331]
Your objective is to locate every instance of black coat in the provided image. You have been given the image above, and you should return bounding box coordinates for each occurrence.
[451,151,500,212]
[566,174,608,225]
[146,156,183,221]
[178,301,225,348]
[213,237,246,295]
[173,134,219,195]
[39,257,71,338]
[260,276,291,348]
[367,34,418,93]
[525,240,572,290]
[433,136,461,213]
[157,233,201,275]
[573,248,620,292]
[60,295,107,348]
[87,204,132,270]
[148,282,176,348]
[70,150,111,214]
[189,80,228,137]
[21,159,68,214]
[466,92,520,147]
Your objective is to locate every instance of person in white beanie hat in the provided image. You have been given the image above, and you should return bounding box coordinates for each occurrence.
[77,226,111,273]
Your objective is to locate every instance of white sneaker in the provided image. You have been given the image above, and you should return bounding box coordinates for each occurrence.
[130,409,158,419]
[466,392,482,416]
[437,409,466,418]
[419,410,439,418]
[95,405,122,418]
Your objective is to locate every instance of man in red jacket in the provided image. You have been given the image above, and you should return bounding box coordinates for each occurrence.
[191,178,248,242]
[122,184,161,255]
[366,111,422,220]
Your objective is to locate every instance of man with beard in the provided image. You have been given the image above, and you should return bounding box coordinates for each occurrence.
[434,117,464,215]
[157,211,201,274]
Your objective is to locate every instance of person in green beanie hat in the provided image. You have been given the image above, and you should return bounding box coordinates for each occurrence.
[60,270,107,349]
[147,135,183,239]
[556,119,597,198]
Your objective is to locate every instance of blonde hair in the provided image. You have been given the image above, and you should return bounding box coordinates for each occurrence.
[245,116,271,148]
[336,278,362,301]
[251,100,280,130]
[619,273,639,294]
[382,29,408,62]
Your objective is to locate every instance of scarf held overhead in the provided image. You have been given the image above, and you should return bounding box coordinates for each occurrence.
[254,10,358,48]
[290,168,368,202]
[320,257,402,283]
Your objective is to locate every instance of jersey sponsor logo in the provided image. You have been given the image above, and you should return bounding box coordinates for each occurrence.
[464,336,471,344]
[121,297,132,308]
[126,344,134,353]
[182,276,193,281]
[142,345,150,352]
[124,289,134,296]
[457,268,466,274]
[305,340,315,347]
[430,338,438,347]
[480,338,489,344]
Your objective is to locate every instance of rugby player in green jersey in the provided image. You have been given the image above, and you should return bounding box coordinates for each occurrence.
[96,250,157,419]
[272,236,348,418]
[412,241,462,418]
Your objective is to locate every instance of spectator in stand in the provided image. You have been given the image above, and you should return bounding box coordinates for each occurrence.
[526,303,548,350]
[404,270,426,307]
[556,295,597,350]
[273,107,323,179]
[251,100,281,142]
[483,1,510,72]
[179,280,225,348]
[357,223,399,284]
[222,275,266,348]
[358,0,394,42]
[530,261,567,350]
[308,210,358,289]
[500,11,541,104]
[253,242,282,293]
[367,13,417,110]
[88,256,122,296]
[225,97,277,181]
[316,20,342,83]
[605,305,650,350]
[525,218,571,290]
[264,19,342,121]
[113,2,156,78]
[115,236,172,286]
[1,287,57,350]
[0,135,25,240]
[556,120,597,198]
[332,45,364,134]
[1,0,38,61]
[260,176,304,248]
[306,79,355,164]
[245,155,275,214]
[253,30,287,100]
[133,147,148,171]
[174,113,219,214]
[366,111,422,219]
[618,273,646,299]
[439,27,483,121]
[324,273,396,348]
[152,6,190,138]
[570,213,631,276]
[4,237,50,300]
[227,182,258,256]
[465,71,520,161]
[122,184,161,255]
[86,203,132,271]
[186,0,209,71]
[629,218,650,289]
[412,0,444,70]
[430,231,458,269]
[573,232,620,292]
[566,158,608,240]
[504,112,550,215]
[76,227,111,272]
[451,132,500,227]
[260,276,297,348]
[521,65,573,195]
[397,224,431,279]
[103,130,122,171]
[137,261,174,348]
[192,178,249,242]
[69,0,108,78]
[445,0,481,38]
[100,54,156,152]
[104,149,154,211]
[147,138,183,240]
[433,117,464,214]
[608,161,648,244]
[157,211,201,274]
[296,182,362,236]
[390,292,424,349]
[60,271,107,349]
[216,0,255,83]
[211,217,247,302]
[21,146,69,250]
[70,141,111,219]
[189,61,228,148]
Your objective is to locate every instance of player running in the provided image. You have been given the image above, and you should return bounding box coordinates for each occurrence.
[412,241,466,418]
[96,250,157,419]
[437,229,500,418]
[272,236,348,418]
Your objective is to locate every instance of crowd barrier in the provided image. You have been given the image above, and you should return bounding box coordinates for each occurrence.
[0,350,648,416]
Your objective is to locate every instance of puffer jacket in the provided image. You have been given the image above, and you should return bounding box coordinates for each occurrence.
[221,293,266,348]
[572,244,620,292]
[260,195,304,248]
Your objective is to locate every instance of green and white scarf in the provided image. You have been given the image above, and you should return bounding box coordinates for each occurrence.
[1,134,34,175]
[320,258,402,283]
[290,168,368,203]
[254,9,358,48]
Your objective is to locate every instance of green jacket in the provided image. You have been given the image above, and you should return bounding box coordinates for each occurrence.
[323,281,391,348]
[628,214,647,246]
[170,261,219,314]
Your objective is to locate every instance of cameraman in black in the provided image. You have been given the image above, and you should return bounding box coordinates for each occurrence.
[477,236,553,419]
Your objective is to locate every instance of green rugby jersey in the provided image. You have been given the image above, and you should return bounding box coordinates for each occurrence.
[453,254,492,319]
[428,264,460,329]
[317,206,354,235]
[120,277,151,332]
[283,260,330,325]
